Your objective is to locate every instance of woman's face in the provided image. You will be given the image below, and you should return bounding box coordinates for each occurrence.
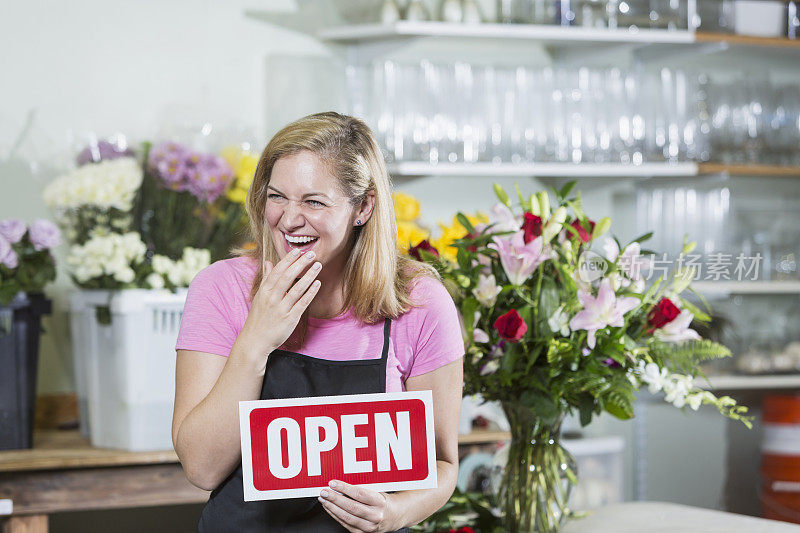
[265,150,362,274]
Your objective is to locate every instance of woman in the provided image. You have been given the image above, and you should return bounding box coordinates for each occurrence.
[172,112,464,532]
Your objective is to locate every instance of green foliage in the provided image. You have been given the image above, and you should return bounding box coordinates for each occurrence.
[411,489,502,533]
[0,233,58,306]
[649,338,731,375]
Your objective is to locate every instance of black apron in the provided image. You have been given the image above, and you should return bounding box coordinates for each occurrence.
[197,317,410,533]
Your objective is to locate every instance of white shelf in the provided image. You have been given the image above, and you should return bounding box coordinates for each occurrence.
[319,21,695,45]
[691,281,800,295]
[700,374,800,391]
[388,161,698,178]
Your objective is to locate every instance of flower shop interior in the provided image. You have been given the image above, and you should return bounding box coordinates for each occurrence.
[2,1,800,532]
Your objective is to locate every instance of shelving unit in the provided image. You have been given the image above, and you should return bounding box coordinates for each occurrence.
[388,162,800,179]
[319,21,800,51]
[691,281,800,295]
[319,21,695,45]
[700,374,800,391]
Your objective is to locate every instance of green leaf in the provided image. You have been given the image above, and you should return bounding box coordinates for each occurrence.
[538,277,560,326]
[456,213,475,234]
[493,184,510,207]
[578,394,594,427]
[559,181,576,200]
[520,390,559,426]
[630,232,654,245]
[515,183,531,212]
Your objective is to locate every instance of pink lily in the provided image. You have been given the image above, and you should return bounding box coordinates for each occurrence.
[568,278,640,349]
[488,230,553,285]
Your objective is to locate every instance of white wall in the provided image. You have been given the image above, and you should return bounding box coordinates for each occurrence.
[0,0,332,392]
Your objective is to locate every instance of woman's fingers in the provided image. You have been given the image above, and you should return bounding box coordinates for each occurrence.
[272,251,318,296]
[289,279,321,319]
[261,249,301,290]
[284,260,322,304]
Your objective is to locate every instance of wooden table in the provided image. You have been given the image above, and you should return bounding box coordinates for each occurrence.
[562,502,800,532]
[0,430,208,533]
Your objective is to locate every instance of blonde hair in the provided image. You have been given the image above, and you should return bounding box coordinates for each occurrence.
[230,112,440,348]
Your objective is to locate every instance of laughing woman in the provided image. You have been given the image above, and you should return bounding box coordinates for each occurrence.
[172,112,464,532]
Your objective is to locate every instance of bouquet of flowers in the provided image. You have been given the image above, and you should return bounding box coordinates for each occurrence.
[135,141,250,261]
[44,138,254,295]
[0,218,61,305]
[414,182,750,533]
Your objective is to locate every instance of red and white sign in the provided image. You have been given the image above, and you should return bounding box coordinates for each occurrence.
[239,391,437,501]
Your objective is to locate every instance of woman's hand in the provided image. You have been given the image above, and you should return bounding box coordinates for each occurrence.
[319,480,402,533]
[236,248,322,366]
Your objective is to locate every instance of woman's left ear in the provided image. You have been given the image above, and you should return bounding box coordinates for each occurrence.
[356,191,376,227]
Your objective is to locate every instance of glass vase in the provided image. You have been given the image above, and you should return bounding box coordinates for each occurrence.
[497,401,577,533]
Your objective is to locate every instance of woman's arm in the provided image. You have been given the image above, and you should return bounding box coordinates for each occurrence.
[319,357,463,532]
[172,344,269,491]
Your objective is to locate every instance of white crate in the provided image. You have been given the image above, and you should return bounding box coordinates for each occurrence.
[68,289,187,451]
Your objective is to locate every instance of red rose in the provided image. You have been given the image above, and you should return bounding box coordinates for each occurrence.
[648,298,681,330]
[462,232,479,253]
[459,527,476,533]
[494,309,527,342]
[570,218,596,243]
[409,239,439,261]
[522,212,543,243]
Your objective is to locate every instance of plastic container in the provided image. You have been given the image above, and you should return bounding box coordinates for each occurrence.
[563,436,625,510]
[760,394,800,523]
[68,289,187,451]
[0,292,52,450]
[734,1,786,37]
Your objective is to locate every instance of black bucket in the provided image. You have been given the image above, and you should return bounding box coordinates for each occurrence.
[0,292,52,450]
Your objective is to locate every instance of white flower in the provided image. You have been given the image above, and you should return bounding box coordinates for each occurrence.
[547,306,570,337]
[66,232,147,285]
[473,328,490,343]
[489,203,520,234]
[639,362,669,394]
[114,267,135,284]
[474,273,502,307]
[663,375,693,408]
[654,310,701,343]
[152,255,174,275]
[43,158,143,211]
[686,392,705,411]
[480,359,500,376]
[146,272,165,289]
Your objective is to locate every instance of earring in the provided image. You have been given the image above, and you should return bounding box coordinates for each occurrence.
[356,219,362,226]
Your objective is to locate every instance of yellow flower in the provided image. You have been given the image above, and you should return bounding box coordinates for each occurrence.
[397,221,430,252]
[226,187,248,205]
[221,146,258,189]
[393,191,421,222]
[430,212,488,263]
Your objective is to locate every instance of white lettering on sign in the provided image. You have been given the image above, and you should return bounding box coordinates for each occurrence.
[375,411,412,471]
[341,413,372,474]
[267,417,302,479]
[261,410,416,479]
[305,416,339,477]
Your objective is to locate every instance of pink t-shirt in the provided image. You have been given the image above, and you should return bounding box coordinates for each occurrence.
[175,256,465,392]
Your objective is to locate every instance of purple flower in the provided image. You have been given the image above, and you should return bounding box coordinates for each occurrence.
[0,235,19,269]
[602,358,621,369]
[28,219,61,251]
[76,140,134,166]
[185,154,233,203]
[0,219,26,244]
[148,142,233,203]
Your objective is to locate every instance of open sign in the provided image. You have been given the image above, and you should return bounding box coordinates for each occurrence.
[239,391,437,501]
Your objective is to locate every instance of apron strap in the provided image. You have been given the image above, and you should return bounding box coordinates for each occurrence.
[381,317,391,362]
